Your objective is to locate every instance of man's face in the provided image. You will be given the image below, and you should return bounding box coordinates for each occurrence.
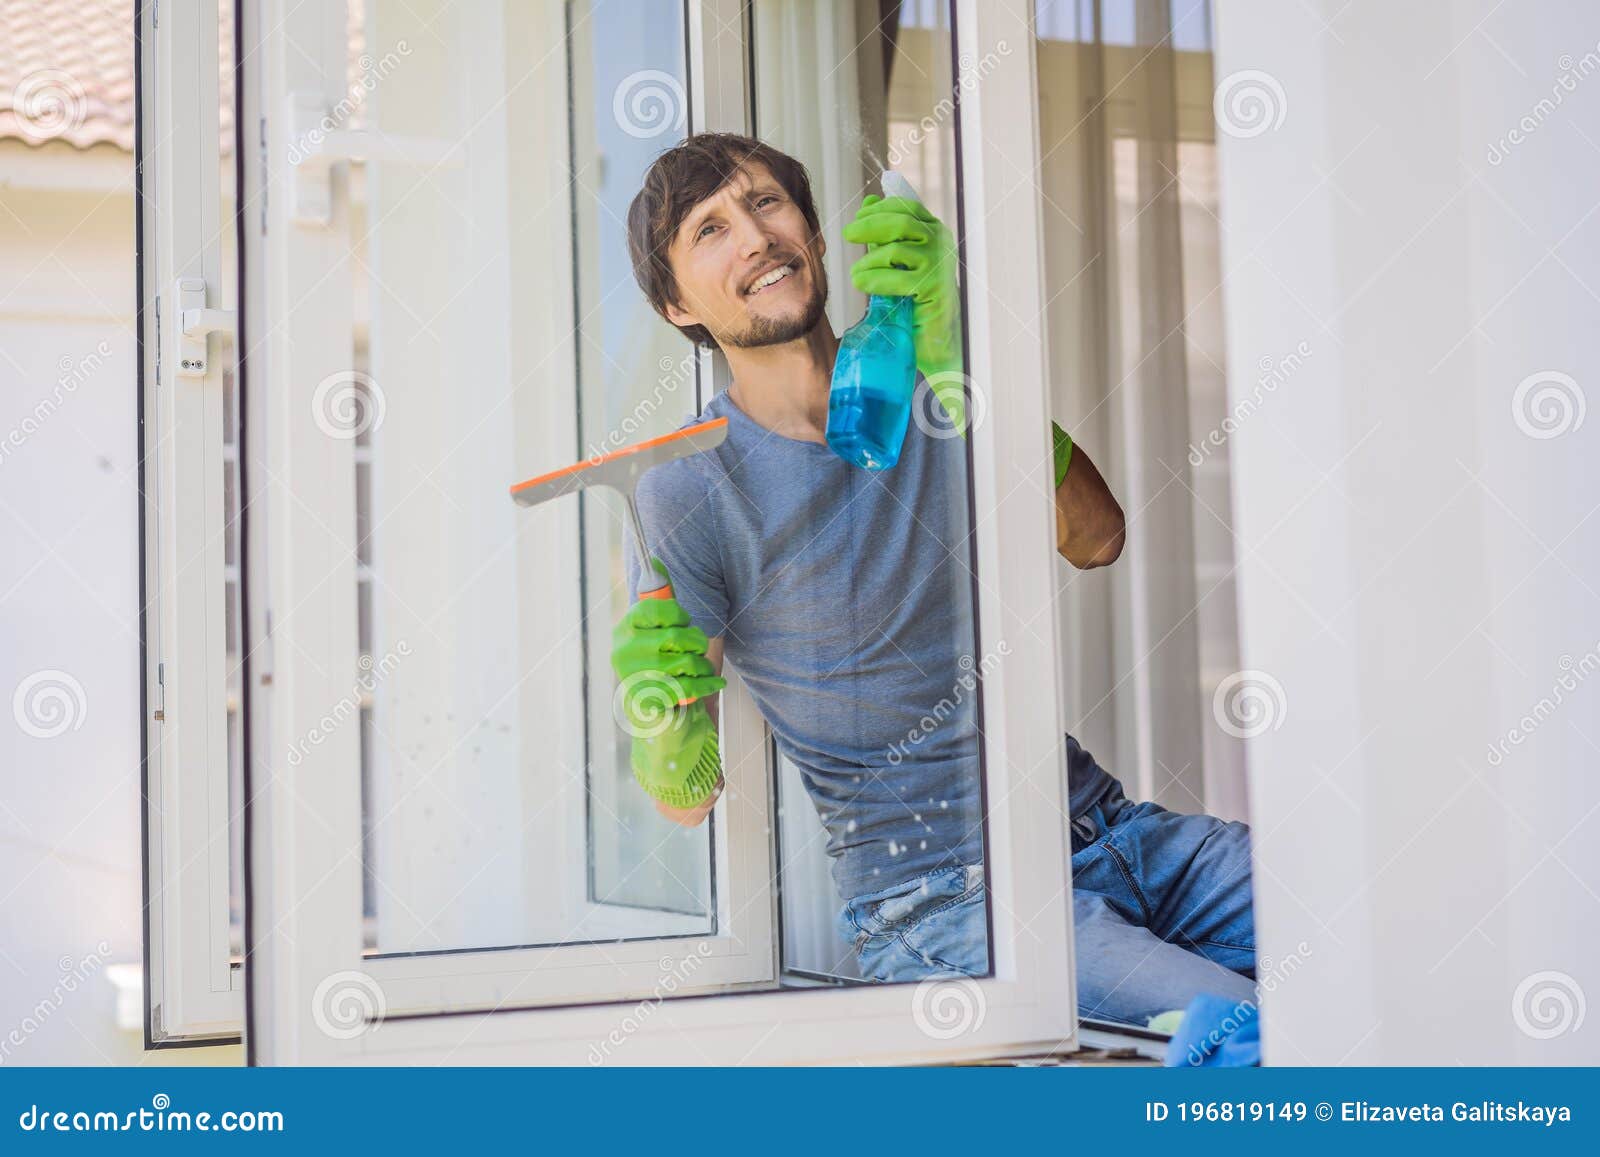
[662,162,827,349]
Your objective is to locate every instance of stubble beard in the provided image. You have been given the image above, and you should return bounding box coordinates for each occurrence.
[718,262,829,350]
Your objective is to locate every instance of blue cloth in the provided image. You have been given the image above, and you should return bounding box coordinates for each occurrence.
[837,760,1258,1026]
[629,386,993,896]
[1162,993,1262,1067]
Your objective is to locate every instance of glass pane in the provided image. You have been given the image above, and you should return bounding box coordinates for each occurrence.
[349,0,711,957]
[570,0,714,917]
[748,0,992,986]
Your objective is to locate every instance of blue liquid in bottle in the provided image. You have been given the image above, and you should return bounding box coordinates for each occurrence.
[826,293,918,471]
[827,169,925,471]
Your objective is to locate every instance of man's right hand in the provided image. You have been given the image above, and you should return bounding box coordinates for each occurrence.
[610,560,726,810]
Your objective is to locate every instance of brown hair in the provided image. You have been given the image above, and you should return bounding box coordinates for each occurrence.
[627,132,821,349]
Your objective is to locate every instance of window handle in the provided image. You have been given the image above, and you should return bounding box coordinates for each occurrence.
[181,308,235,337]
[174,277,236,379]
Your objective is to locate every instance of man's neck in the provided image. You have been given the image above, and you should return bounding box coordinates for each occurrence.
[722,319,839,443]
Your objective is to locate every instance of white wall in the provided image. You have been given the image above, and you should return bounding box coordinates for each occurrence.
[0,143,239,1065]
[1215,0,1600,1063]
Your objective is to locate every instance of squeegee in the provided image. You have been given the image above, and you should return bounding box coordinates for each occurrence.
[508,417,729,603]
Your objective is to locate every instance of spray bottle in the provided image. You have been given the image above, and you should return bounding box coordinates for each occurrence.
[825,171,923,471]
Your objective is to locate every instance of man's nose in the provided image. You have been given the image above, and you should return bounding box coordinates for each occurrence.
[730,208,774,260]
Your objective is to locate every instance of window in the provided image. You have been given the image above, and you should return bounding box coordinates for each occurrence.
[138,0,248,1044]
[143,0,1075,1064]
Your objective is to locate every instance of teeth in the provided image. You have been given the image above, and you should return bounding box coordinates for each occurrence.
[748,263,792,294]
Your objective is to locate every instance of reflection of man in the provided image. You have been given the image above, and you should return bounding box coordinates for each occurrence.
[614,132,1256,1027]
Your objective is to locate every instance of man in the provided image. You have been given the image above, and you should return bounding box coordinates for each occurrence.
[614,132,1256,1026]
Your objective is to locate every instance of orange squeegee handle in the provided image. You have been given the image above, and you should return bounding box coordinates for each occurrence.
[637,580,699,706]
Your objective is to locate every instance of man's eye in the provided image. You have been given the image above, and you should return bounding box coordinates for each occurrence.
[755,195,778,208]
[697,222,718,239]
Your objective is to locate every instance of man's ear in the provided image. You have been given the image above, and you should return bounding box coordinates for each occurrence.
[663,296,701,330]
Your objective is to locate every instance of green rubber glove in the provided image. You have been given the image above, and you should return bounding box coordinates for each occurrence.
[1052,420,1074,489]
[843,195,967,434]
[610,560,726,809]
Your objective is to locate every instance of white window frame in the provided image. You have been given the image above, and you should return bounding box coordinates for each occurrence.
[137,0,246,1044]
[244,0,1074,1065]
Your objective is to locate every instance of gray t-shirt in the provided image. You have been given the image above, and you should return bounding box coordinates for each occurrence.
[626,384,981,899]
[627,383,1113,898]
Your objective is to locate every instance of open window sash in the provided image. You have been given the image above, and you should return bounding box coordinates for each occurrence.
[246,0,1075,1065]
[137,0,245,1044]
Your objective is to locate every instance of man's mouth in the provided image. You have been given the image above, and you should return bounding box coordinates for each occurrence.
[744,259,799,297]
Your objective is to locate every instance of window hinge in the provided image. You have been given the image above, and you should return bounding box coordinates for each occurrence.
[154,661,164,722]
[260,116,270,235]
[259,609,273,686]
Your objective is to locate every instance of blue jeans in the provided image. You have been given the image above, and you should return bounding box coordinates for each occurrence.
[836,738,1257,1027]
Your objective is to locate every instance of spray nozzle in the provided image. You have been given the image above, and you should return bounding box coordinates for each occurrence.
[880,170,923,206]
